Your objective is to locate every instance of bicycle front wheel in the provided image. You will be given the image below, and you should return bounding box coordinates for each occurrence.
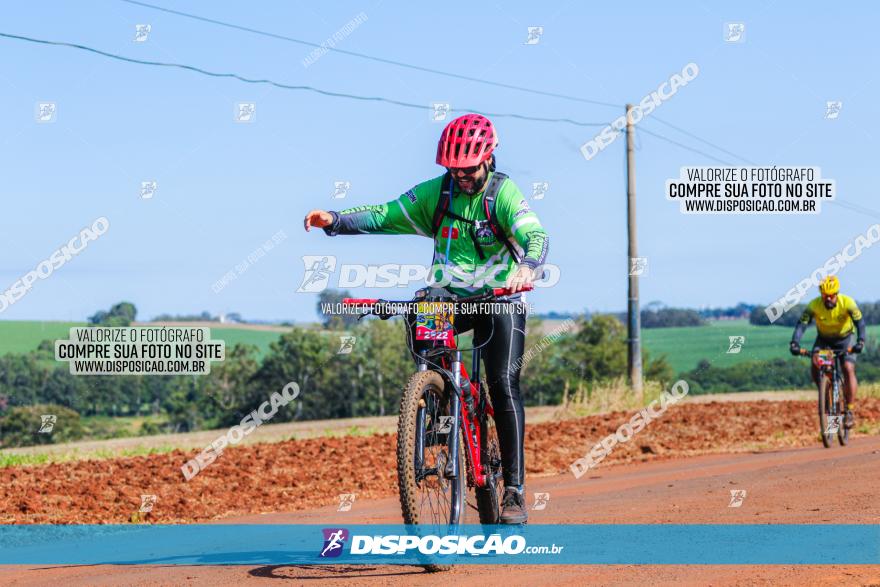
[397,370,464,548]
[837,375,850,446]
[397,370,464,572]
[818,374,833,449]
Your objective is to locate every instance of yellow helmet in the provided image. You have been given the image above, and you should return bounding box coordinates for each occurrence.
[819,275,840,296]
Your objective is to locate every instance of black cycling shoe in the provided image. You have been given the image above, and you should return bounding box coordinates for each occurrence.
[844,409,855,429]
[499,487,528,525]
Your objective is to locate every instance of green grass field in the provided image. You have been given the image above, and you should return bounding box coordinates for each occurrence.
[643,319,880,375]
[204,328,284,358]
[642,319,790,374]
[0,321,84,355]
[0,321,283,359]
[1,319,877,376]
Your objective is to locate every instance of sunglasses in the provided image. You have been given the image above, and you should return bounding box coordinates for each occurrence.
[447,164,482,176]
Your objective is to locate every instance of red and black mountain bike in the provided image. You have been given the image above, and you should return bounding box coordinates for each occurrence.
[343,285,530,534]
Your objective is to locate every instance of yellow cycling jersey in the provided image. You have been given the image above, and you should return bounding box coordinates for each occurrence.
[800,294,863,338]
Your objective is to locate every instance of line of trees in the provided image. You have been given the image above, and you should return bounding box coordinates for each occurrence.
[697,303,756,320]
[0,307,673,447]
[518,315,672,406]
[539,304,755,326]
[151,311,217,322]
[680,339,880,394]
[88,301,137,327]
[640,307,705,328]
[612,307,706,328]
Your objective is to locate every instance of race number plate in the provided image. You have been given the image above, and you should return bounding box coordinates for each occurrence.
[415,302,455,341]
[814,349,835,368]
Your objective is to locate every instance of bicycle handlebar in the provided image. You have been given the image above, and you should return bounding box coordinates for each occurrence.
[341,284,534,317]
[798,347,853,356]
[458,284,534,303]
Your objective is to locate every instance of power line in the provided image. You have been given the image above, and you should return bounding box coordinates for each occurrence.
[832,200,880,220]
[642,123,880,221]
[637,126,735,166]
[649,115,758,165]
[7,27,875,221]
[119,0,622,109]
[122,0,787,168]
[122,0,792,169]
[0,32,610,128]
[639,125,880,221]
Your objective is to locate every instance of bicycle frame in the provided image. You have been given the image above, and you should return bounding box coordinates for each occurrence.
[803,346,852,444]
[343,285,529,524]
[813,349,844,425]
[414,329,494,491]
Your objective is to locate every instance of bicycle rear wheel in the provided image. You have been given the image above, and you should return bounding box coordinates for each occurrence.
[397,370,463,572]
[474,381,504,524]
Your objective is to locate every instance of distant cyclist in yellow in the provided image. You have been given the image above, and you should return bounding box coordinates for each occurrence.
[790,276,866,428]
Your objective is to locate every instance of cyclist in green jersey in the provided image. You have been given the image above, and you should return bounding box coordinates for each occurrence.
[305,114,549,523]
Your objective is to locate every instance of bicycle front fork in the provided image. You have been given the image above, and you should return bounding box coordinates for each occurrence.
[444,351,463,524]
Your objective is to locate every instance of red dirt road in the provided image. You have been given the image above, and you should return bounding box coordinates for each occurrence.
[2,435,880,585]
[4,399,880,525]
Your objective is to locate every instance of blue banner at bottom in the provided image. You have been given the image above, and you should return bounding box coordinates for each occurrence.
[0,524,877,565]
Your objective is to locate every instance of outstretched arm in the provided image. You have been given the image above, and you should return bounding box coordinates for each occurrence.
[303,210,333,231]
[304,187,434,237]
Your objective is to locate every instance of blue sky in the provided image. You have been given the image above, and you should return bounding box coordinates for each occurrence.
[0,0,877,323]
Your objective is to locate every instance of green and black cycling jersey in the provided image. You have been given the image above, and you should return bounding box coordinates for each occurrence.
[323,172,549,296]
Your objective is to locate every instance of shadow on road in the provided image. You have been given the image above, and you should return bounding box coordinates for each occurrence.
[249,564,429,580]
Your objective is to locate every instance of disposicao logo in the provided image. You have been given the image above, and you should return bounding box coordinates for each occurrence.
[320,528,349,558]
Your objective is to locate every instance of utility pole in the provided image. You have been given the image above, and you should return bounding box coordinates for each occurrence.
[625,104,643,393]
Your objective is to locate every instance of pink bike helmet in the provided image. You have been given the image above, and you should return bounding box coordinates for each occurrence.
[436,114,498,167]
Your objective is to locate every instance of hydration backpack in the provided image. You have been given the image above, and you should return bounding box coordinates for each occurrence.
[429,171,521,263]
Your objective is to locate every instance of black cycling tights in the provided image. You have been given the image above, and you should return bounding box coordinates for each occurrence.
[406,302,527,487]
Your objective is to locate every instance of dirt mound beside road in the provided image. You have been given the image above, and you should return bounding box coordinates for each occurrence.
[2,399,879,525]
